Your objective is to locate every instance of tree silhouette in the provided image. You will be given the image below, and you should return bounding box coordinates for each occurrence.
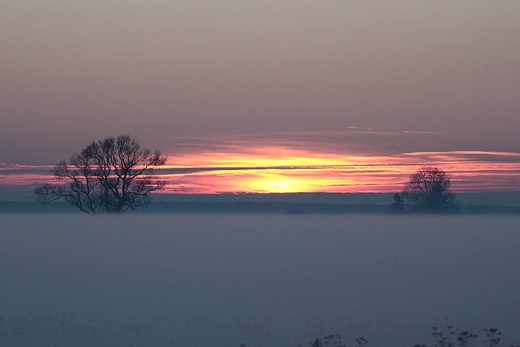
[402,167,459,213]
[391,192,404,212]
[35,135,167,214]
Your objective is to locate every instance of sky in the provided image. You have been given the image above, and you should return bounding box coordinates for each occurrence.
[1,1,520,195]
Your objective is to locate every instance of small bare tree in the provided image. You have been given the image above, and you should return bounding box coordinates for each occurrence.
[35,135,167,214]
[402,167,459,213]
[390,192,405,212]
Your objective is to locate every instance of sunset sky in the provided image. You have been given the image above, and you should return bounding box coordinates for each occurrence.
[1,1,520,196]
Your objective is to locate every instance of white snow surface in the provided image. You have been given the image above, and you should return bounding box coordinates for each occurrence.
[0,214,519,347]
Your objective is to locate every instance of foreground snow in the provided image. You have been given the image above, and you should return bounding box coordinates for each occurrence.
[1,214,519,346]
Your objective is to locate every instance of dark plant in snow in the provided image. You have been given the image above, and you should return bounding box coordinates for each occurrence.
[429,326,503,347]
[355,337,368,347]
[484,328,501,347]
[300,326,506,347]
[305,334,365,347]
[432,325,456,347]
[324,334,346,347]
[457,330,478,347]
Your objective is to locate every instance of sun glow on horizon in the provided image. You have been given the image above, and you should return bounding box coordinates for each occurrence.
[160,147,520,194]
[248,178,309,193]
[159,146,404,193]
[3,147,520,194]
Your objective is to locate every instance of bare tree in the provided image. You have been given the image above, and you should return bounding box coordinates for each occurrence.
[35,135,167,214]
[402,167,459,213]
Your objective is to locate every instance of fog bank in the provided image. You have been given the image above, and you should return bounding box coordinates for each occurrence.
[1,214,519,346]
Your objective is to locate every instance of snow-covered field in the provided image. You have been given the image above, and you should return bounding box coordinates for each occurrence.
[1,214,519,347]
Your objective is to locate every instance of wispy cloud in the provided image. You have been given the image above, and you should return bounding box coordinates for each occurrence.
[155,128,446,159]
